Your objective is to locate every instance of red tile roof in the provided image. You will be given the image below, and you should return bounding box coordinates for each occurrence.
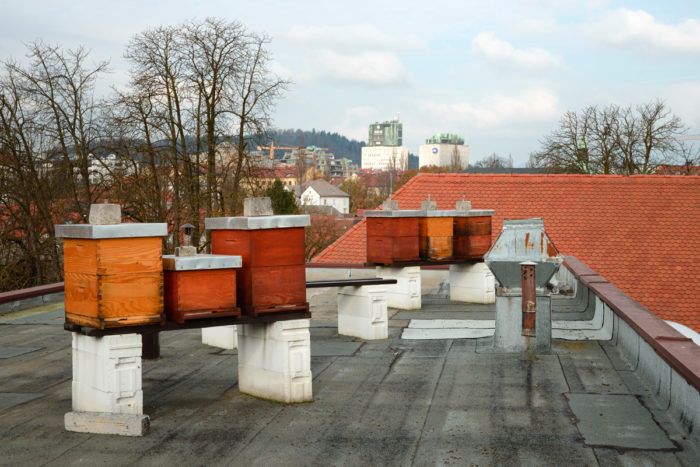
[311,174,700,330]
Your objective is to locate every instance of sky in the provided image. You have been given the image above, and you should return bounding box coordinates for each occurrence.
[1,0,699,166]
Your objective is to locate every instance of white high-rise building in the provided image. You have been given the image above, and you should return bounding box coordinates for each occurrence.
[418,133,468,169]
[361,146,409,171]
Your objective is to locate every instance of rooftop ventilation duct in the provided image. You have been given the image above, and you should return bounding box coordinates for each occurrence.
[484,218,562,291]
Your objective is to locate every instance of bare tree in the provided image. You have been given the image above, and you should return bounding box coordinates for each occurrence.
[228,31,289,214]
[472,152,513,169]
[449,145,463,172]
[531,101,685,174]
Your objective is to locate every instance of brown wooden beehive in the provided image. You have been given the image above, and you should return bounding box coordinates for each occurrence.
[453,210,495,261]
[365,210,422,264]
[56,223,168,329]
[419,213,453,261]
[206,215,310,317]
[162,254,242,324]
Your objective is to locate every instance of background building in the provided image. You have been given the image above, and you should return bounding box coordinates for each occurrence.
[297,179,350,214]
[361,146,409,171]
[418,133,469,169]
[368,118,402,146]
[362,117,409,170]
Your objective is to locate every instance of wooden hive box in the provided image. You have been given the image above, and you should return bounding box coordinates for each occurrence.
[365,210,422,264]
[453,209,495,261]
[162,254,242,324]
[56,223,167,329]
[419,212,454,261]
[206,215,310,317]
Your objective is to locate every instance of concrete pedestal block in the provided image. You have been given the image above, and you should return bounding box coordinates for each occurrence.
[65,411,149,436]
[449,263,495,304]
[376,266,421,310]
[493,294,552,353]
[337,285,388,340]
[237,319,312,403]
[202,325,238,350]
[70,333,143,415]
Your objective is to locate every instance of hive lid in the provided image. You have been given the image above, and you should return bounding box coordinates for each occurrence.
[484,218,562,288]
[55,223,168,239]
[162,254,242,271]
[364,210,425,218]
[447,209,495,217]
[205,215,310,230]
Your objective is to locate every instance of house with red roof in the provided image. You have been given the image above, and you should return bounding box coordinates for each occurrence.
[311,173,700,331]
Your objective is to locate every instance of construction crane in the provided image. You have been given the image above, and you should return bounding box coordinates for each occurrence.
[257,142,328,161]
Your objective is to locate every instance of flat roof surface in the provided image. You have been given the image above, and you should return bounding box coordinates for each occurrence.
[1,290,699,465]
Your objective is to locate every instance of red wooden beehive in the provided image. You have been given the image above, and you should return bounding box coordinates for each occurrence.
[453,209,495,261]
[365,210,422,264]
[162,254,242,323]
[206,215,310,316]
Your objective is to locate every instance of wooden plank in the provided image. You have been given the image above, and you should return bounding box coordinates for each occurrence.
[63,238,162,275]
[367,217,419,237]
[64,272,98,320]
[419,217,453,237]
[97,272,164,328]
[367,236,394,264]
[96,238,163,274]
[211,228,305,267]
[238,264,307,313]
[392,236,420,262]
[420,236,453,261]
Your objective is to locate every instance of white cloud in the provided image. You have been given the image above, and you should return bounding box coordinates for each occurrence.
[418,88,559,129]
[287,24,426,53]
[589,9,700,54]
[308,50,407,85]
[471,33,564,72]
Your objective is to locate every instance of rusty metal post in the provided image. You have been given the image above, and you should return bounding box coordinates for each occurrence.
[521,261,536,336]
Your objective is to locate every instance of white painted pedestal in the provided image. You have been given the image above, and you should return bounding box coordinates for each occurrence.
[237,319,312,403]
[449,263,495,304]
[376,266,421,310]
[202,325,238,350]
[65,333,149,436]
[337,285,388,340]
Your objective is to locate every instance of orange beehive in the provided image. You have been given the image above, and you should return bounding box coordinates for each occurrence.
[365,210,421,264]
[206,215,310,316]
[56,223,167,329]
[162,254,242,324]
[419,214,453,261]
[453,210,494,261]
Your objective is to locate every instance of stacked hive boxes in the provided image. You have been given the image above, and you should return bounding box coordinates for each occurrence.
[56,211,168,329]
[419,211,454,261]
[207,214,311,316]
[365,210,422,264]
[453,211,494,261]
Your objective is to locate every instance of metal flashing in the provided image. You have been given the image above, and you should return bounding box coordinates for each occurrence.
[205,215,310,230]
[55,223,167,239]
[162,254,242,271]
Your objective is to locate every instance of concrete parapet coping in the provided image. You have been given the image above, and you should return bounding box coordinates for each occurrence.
[563,255,700,391]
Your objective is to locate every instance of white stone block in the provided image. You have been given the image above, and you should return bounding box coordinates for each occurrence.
[238,319,312,403]
[449,263,495,304]
[338,285,388,340]
[88,203,121,225]
[202,325,238,350]
[65,411,149,436]
[376,266,421,310]
[71,333,143,415]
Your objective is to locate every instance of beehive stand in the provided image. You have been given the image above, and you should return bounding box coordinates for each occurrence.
[207,213,313,403]
[375,266,421,310]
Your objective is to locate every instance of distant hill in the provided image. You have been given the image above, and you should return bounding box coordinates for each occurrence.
[268,129,365,164]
